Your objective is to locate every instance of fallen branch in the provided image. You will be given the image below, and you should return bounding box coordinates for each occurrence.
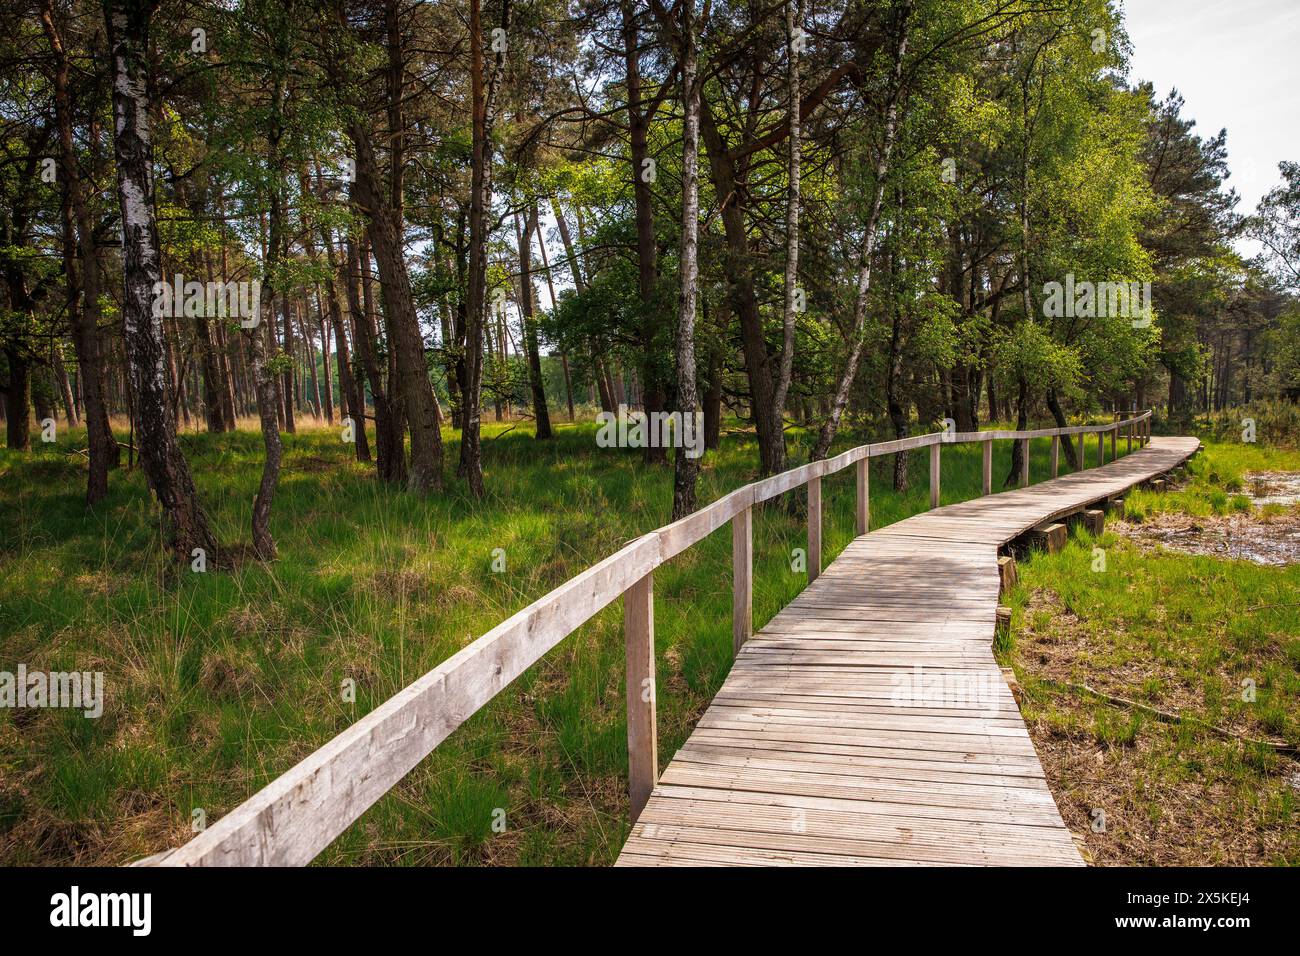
[1037,678,1300,756]
[485,417,532,441]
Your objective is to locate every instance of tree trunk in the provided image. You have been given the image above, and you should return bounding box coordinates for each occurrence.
[1045,387,1078,469]
[346,233,401,480]
[532,213,575,422]
[104,0,216,559]
[811,4,910,461]
[621,0,666,464]
[316,292,334,423]
[772,0,803,431]
[885,253,910,492]
[698,98,785,475]
[704,345,723,451]
[247,301,282,560]
[671,0,702,520]
[279,276,295,433]
[319,220,369,461]
[517,207,552,439]
[1005,376,1028,487]
[3,348,31,451]
[460,0,510,497]
[344,18,442,493]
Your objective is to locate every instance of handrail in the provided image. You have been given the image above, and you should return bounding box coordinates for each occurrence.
[146,410,1152,866]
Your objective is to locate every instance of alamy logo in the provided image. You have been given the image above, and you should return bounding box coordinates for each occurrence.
[152,274,262,328]
[596,404,704,459]
[1042,273,1152,328]
[890,664,1001,718]
[50,886,151,936]
[0,665,103,718]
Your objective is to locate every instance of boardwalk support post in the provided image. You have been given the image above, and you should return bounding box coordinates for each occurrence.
[808,476,822,582]
[982,438,992,495]
[625,571,656,823]
[1051,435,1060,477]
[1030,522,1067,553]
[998,555,1018,595]
[856,458,869,534]
[732,506,752,654]
[930,442,941,508]
[1019,438,1030,487]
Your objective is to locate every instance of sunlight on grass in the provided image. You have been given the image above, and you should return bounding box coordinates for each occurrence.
[0,415,1153,864]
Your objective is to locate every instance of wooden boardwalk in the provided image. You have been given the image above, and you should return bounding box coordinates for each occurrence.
[617,436,1201,867]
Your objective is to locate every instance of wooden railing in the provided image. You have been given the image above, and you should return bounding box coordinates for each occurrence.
[144,410,1152,866]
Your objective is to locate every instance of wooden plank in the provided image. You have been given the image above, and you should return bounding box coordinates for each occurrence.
[808,475,822,582]
[856,458,869,534]
[732,506,752,654]
[930,442,941,509]
[871,433,938,456]
[625,572,656,822]
[656,486,751,562]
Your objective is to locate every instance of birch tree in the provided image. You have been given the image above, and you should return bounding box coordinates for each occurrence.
[103,0,217,560]
[771,0,804,435]
[810,0,912,462]
[670,0,701,520]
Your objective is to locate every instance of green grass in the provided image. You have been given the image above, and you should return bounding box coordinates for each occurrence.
[0,413,1143,865]
[1000,439,1300,865]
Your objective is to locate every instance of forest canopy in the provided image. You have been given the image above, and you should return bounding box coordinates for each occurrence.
[1,0,1295,552]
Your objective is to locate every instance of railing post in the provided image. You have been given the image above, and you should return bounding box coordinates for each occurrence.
[1127,421,1132,453]
[1096,431,1104,467]
[807,475,822,582]
[624,571,656,823]
[930,442,941,508]
[1019,438,1030,487]
[1110,424,1117,460]
[732,506,752,654]
[856,457,869,534]
[1051,435,1060,477]
[982,438,992,496]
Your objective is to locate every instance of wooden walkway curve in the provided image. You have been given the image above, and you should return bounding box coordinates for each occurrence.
[616,436,1201,867]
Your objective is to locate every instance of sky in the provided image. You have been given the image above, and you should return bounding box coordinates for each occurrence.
[1121,0,1300,238]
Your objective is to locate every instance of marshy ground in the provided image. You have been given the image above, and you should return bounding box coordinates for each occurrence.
[1001,443,1300,865]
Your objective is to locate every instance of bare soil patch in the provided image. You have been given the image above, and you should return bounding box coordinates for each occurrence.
[1111,511,1300,566]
